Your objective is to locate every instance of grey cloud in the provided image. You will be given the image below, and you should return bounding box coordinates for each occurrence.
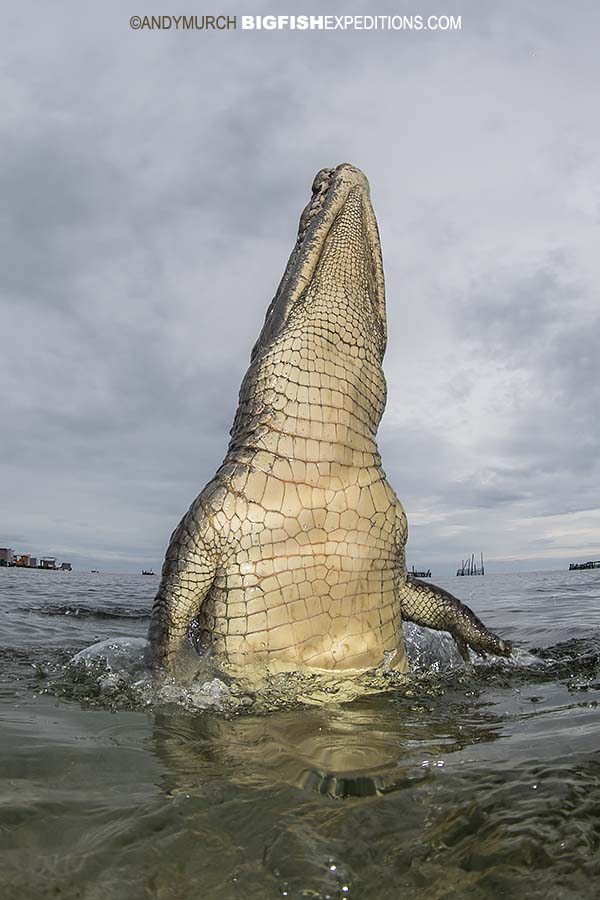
[1,0,599,572]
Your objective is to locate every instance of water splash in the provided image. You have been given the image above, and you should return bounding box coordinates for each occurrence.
[54,624,533,716]
[48,624,600,717]
[71,636,150,672]
[66,637,239,712]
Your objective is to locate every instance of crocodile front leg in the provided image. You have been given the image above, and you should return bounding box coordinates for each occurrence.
[148,499,220,672]
[399,576,512,660]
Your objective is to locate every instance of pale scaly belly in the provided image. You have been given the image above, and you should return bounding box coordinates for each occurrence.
[208,541,403,671]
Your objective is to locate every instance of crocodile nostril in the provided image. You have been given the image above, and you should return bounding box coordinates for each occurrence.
[295,168,338,245]
[311,167,334,194]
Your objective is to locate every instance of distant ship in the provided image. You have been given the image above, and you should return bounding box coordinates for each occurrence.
[90,569,99,573]
[142,569,156,576]
[409,565,432,578]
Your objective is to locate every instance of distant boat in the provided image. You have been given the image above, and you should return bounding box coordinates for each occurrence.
[90,569,99,573]
[142,570,156,576]
[569,560,600,571]
[409,565,432,578]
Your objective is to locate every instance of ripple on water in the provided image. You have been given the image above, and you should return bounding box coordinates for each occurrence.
[2,570,600,900]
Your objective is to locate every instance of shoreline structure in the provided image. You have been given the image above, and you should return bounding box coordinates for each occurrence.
[0,548,71,571]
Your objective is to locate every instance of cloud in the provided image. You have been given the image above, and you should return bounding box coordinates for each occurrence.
[1,0,599,572]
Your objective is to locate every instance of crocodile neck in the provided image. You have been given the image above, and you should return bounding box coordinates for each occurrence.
[227,165,387,470]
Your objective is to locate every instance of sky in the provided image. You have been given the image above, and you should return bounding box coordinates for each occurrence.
[1,0,599,574]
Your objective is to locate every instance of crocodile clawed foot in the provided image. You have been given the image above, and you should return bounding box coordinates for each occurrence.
[495,638,513,658]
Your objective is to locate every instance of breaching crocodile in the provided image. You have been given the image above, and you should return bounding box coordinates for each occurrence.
[148,163,511,675]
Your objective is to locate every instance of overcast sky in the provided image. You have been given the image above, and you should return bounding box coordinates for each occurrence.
[2,0,599,574]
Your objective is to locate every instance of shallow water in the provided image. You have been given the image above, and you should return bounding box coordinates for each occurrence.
[1,568,599,899]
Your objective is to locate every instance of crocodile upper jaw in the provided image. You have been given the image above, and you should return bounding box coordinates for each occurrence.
[251,163,386,364]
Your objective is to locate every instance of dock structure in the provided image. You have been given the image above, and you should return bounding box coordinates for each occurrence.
[409,565,431,578]
[457,552,485,576]
[569,560,600,571]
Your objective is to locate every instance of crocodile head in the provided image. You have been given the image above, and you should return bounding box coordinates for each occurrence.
[251,163,387,365]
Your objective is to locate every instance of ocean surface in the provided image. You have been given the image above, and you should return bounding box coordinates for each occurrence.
[1,568,599,900]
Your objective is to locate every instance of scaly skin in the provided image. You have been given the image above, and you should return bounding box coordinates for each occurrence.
[148,163,511,675]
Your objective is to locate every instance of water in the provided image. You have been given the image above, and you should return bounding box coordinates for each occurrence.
[1,568,600,899]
